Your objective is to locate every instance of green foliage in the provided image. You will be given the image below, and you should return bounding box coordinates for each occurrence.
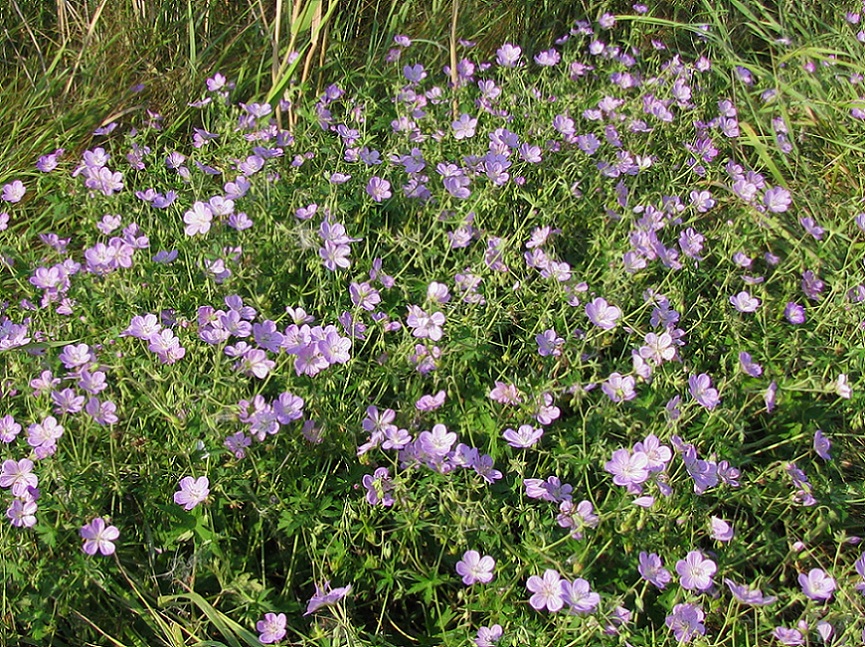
[2,1,865,646]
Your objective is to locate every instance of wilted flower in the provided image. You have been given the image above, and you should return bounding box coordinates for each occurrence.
[304,581,352,615]
[813,429,831,460]
[724,578,777,605]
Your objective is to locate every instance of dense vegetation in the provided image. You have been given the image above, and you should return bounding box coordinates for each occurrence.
[2,1,865,645]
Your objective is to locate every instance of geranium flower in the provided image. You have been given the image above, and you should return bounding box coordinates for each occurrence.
[80,517,119,555]
[455,550,495,585]
[676,551,716,591]
[585,297,621,330]
[527,569,564,612]
[798,568,835,601]
[256,612,286,643]
[174,476,210,510]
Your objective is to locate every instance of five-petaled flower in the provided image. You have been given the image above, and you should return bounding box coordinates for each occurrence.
[798,568,835,601]
[676,550,717,591]
[585,297,621,330]
[456,550,495,585]
[174,476,210,510]
[527,569,565,612]
[256,612,287,644]
[80,517,120,556]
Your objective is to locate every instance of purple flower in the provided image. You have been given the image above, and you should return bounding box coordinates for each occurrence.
[604,373,640,405]
[472,453,502,484]
[665,603,705,643]
[452,113,478,139]
[799,216,824,240]
[801,270,824,301]
[785,302,805,324]
[534,48,561,66]
[855,553,865,594]
[304,581,352,615]
[475,624,503,647]
[59,343,94,370]
[738,352,763,377]
[85,397,118,425]
[224,432,251,459]
[536,329,564,357]
[773,627,804,646]
[362,467,394,506]
[2,180,26,203]
[724,578,777,605]
[496,43,522,67]
[556,499,598,539]
[638,552,672,589]
[679,227,705,260]
[710,517,734,542]
[798,568,835,601]
[80,517,119,555]
[27,416,64,458]
[562,578,600,614]
[605,448,649,489]
[415,390,446,412]
[406,305,445,340]
[455,550,495,585]
[817,621,834,643]
[426,281,450,304]
[640,332,676,365]
[527,569,565,612]
[763,186,791,212]
[676,551,716,591]
[37,148,64,172]
[349,282,381,311]
[533,392,560,425]
[183,201,213,236]
[786,462,816,506]
[489,381,521,405]
[0,459,38,496]
[0,415,22,444]
[585,297,621,330]
[730,291,760,312]
[320,241,351,271]
[7,498,37,528]
[256,612,287,643]
[765,380,778,412]
[503,424,543,448]
[173,476,209,510]
[813,429,831,460]
[366,176,391,202]
[417,423,456,459]
[834,373,852,399]
[689,373,720,410]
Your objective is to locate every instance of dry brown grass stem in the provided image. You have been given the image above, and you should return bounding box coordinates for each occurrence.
[62,0,109,97]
